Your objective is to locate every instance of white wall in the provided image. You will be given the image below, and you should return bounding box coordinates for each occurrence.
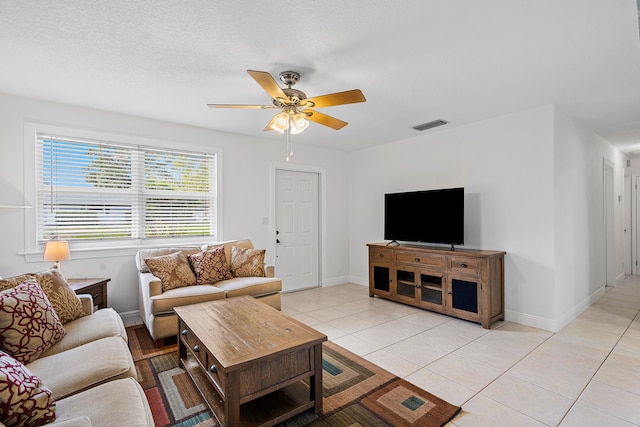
[348,105,557,325]
[553,109,627,328]
[0,92,628,331]
[348,104,627,331]
[0,93,351,315]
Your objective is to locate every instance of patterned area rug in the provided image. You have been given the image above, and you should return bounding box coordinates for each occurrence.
[128,325,461,427]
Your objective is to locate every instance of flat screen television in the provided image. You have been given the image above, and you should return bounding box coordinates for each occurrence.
[384,187,464,248]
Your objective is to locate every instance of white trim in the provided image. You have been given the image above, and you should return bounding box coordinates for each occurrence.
[270,162,327,288]
[505,285,606,332]
[603,157,615,286]
[348,275,368,287]
[119,310,143,327]
[23,121,223,253]
[633,174,639,275]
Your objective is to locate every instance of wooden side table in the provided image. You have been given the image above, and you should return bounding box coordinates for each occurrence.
[68,278,110,310]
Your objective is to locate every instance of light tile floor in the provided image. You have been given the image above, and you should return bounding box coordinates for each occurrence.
[281,275,640,426]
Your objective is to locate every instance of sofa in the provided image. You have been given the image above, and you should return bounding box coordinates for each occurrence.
[136,239,282,344]
[0,269,153,427]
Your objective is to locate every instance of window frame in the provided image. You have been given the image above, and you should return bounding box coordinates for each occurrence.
[22,122,223,261]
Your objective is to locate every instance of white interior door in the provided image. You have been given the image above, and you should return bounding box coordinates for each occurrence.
[275,169,320,292]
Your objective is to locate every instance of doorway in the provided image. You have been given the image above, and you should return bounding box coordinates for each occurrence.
[273,168,322,292]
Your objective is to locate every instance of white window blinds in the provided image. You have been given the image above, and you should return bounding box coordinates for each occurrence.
[36,133,217,243]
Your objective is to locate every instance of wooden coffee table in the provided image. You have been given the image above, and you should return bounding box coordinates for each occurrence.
[175,296,327,427]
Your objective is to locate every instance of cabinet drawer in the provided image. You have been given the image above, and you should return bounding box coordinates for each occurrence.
[448,257,481,276]
[205,349,225,392]
[396,251,444,269]
[371,248,393,262]
[179,323,207,367]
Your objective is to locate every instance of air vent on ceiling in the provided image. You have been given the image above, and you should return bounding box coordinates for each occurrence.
[412,119,449,131]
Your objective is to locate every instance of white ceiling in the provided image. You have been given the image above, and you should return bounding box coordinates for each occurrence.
[1,0,640,153]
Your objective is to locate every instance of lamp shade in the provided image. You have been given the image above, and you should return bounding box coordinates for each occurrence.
[43,240,70,262]
[270,112,290,133]
[289,112,309,134]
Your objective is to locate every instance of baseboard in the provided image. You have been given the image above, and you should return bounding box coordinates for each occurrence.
[505,285,606,333]
[119,309,143,327]
[553,285,606,331]
[504,310,556,332]
[348,275,368,287]
[324,275,351,287]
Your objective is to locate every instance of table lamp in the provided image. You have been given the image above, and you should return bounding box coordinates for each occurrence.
[43,240,70,270]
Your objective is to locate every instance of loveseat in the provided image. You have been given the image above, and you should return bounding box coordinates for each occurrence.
[0,269,153,427]
[136,239,282,345]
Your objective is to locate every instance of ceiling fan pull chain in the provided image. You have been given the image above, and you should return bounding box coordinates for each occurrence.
[285,127,292,162]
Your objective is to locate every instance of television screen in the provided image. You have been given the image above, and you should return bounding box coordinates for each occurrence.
[384,187,464,246]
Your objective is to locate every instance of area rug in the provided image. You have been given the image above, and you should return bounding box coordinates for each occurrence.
[127,325,461,427]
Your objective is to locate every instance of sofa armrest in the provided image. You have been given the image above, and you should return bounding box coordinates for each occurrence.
[77,294,94,315]
[139,272,163,297]
[264,264,275,278]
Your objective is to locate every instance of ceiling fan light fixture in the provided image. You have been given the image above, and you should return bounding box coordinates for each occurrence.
[289,112,309,134]
[270,112,290,133]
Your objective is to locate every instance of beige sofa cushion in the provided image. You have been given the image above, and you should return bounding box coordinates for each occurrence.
[28,336,136,400]
[150,285,226,315]
[215,277,282,298]
[145,252,197,292]
[53,378,154,427]
[40,308,127,357]
[136,246,201,274]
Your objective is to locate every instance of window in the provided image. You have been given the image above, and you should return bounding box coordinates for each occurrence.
[35,132,217,245]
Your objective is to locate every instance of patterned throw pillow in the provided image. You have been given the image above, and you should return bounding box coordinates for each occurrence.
[187,247,233,285]
[33,268,86,324]
[0,268,85,324]
[230,246,266,278]
[0,350,56,426]
[0,275,33,293]
[0,278,66,364]
[145,252,197,292]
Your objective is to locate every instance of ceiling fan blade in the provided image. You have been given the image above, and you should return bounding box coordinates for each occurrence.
[303,110,348,130]
[302,89,366,108]
[247,70,290,103]
[207,104,277,109]
[263,114,278,131]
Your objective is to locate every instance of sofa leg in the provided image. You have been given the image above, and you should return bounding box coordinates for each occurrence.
[155,338,165,348]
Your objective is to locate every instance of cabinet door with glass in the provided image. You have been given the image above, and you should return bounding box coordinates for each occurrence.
[395,266,445,309]
[369,248,394,297]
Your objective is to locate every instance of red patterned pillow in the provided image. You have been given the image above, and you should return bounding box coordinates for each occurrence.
[0,278,66,364]
[187,247,233,285]
[0,350,56,426]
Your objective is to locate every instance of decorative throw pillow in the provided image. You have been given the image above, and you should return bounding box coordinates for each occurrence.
[0,275,33,294]
[230,246,266,278]
[0,350,56,426]
[145,252,197,292]
[33,267,86,324]
[0,278,66,364]
[187,247,233,285]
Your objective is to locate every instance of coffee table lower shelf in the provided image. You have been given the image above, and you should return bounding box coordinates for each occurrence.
[181,355,316,427]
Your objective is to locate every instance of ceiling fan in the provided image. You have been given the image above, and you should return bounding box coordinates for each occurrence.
[207,70,366,134]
